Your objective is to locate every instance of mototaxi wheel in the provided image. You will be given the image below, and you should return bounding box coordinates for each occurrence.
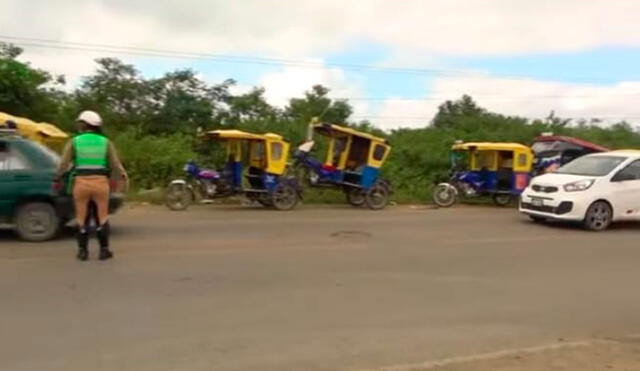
[292,163,317,188]
[165,183,194,211]
[271,182,299,211]
[492,193,512,207]
[364,181,389,210]
[345,187,366,207]
[257,195,274,207]
[432,184,457,208]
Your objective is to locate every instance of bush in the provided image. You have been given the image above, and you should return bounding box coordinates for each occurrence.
[111,129,197,190]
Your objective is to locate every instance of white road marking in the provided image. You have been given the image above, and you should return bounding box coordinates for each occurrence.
[357,338,619,371]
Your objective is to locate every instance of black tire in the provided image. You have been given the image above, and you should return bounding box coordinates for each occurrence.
[583,201,612,231]
[432,184,457,208]
[292,163,316,188]
[271,183,299,211]
[529,215,546,223]
[365,182,389,210]
[165,183,194,211]
[378,178,393,194]
[345,188,366,207]
[15,202,60,242]
[258,196,274,207]
[492,194,512,207]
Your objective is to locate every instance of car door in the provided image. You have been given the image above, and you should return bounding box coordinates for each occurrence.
[609,159,640,220]
[0,141,35,220]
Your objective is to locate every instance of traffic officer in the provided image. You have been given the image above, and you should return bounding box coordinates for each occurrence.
[57,111,128,261]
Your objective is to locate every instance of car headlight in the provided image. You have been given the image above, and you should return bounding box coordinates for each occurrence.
[563,179,595,192]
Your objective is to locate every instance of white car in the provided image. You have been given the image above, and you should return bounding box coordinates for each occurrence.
[520,150,640,230]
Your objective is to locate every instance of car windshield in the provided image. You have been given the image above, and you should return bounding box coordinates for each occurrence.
[556,155,625,176]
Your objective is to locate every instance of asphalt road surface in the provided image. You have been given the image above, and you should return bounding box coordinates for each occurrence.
[1,204,640,371]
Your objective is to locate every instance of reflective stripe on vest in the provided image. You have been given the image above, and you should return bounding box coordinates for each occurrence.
[73,133,109,170]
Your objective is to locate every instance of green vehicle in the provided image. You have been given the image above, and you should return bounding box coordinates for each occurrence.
[0,129,124,241]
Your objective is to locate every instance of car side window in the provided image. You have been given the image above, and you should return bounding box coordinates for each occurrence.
[0,142,30,171]
[614,160,640,181]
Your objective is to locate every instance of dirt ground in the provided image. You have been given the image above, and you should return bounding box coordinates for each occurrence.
[424,338,640,371]
[2,204,640,371]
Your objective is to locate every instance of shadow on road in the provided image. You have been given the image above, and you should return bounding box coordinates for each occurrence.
[0,229,18,241]
[0,223,139,244]
[518,217,640,232]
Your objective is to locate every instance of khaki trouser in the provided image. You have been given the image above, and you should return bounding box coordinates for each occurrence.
[73,176,110,226]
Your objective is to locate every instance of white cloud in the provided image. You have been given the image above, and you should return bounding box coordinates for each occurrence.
[258,62,370,118]
[20,49,100,89]
[371,99,436,130]
[3,0,640,131]
[430,75,640,123]
[369,75,640,130]
[3,0,640,59]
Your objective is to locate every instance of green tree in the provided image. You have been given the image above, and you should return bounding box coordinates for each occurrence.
[0,43,65,123]
[432,94,485,129]
[286,85,353,124]
[146,70,233,134]
[72,58,148,131]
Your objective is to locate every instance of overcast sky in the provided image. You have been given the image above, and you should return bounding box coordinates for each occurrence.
[2,0,640,129]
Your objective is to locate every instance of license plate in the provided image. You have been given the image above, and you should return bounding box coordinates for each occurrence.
[531,198,543,207]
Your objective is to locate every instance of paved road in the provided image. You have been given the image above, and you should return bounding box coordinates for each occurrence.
[1,205,639,371]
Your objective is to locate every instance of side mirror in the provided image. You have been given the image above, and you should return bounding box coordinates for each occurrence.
[612,172,636,182]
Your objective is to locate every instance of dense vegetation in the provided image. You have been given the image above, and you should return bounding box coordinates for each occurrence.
[2,43,640,202]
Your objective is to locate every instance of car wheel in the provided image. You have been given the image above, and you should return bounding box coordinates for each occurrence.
[15,202,61,242]
[583,201,612,231]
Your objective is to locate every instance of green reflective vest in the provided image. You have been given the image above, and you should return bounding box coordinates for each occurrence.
[73,133,109,171]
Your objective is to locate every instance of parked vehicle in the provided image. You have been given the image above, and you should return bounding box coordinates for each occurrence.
[294,121,392,209]
[532,134,609,175]
[433,142,534,207]
[1,112,69,153]
[165,130,301,211]
[520,150,640,231]
[165,160,231,210]
[0,129,123,241]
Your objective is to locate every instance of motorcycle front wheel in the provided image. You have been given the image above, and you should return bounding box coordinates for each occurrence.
[432,184,457,208]
[165,183,194,211]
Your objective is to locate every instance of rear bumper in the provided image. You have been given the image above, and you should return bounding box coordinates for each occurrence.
[109,193,125,214]
[54,196,74,221]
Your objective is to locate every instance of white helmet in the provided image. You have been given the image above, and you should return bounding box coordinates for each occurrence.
[77,110,102,127]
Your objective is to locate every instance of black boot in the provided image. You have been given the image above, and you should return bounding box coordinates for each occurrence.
[97,224,113,261]
[76,229,89,261]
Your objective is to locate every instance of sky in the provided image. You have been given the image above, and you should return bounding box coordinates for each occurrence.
[2,0,640,130]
